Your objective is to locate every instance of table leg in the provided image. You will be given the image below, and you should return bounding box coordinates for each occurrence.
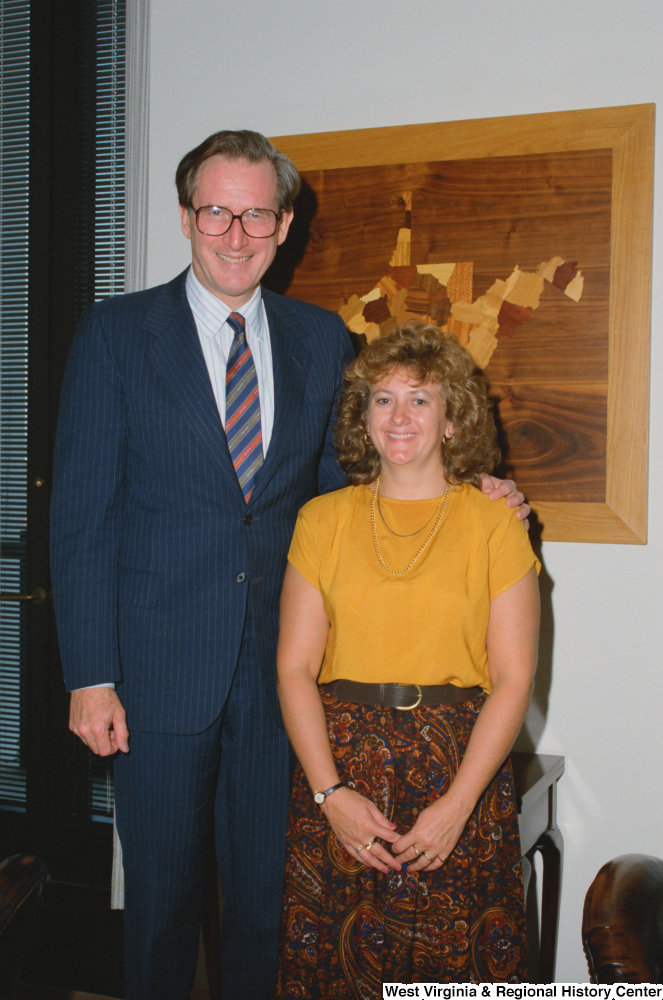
[537,823,564,983]
[521,852,541,982]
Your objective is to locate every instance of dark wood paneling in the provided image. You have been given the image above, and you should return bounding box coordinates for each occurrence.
[491,383,607,501]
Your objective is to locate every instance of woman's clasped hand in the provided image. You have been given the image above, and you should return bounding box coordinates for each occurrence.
[390,789,472,873]
[322,786,401,873]
[327,785,473,874]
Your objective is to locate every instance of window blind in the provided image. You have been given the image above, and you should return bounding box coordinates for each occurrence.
[0,0,127,821]
[94,0,125,304]
[0,0,30,813]
[88,0,125,823]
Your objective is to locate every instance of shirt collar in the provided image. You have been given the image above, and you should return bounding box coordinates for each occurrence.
[185,266,264,340]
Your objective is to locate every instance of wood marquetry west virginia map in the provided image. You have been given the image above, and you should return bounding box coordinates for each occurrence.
[271,149,611,503]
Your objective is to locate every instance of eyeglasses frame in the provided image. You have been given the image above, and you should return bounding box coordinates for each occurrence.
[191,204,283,238]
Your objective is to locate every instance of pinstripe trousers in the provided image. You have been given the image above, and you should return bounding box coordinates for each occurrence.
[114,602,292,1000]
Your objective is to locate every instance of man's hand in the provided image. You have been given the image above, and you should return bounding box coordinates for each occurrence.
[69,687,129,756]
[481,474,530,526]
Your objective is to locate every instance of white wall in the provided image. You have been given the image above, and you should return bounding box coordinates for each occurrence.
[147,0,663,981]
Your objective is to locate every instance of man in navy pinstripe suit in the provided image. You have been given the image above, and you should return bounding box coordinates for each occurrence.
[51,130,527,1000]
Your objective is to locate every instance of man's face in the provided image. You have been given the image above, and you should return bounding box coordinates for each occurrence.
[179,155,293,308]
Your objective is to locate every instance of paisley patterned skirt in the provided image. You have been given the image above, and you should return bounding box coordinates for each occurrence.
[275,685,526,998]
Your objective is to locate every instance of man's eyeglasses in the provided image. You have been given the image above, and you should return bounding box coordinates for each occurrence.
[192,205,282,238]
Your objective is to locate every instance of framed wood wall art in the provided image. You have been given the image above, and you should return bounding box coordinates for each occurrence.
[269,104,654,543]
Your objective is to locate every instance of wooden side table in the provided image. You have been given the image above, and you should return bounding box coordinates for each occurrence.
[512,752,565,984]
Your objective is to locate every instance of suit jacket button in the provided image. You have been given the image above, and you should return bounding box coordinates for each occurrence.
[236,572,246,583]
[243,514,253,525]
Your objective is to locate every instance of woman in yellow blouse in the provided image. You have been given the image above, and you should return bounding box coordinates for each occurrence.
[275,322,540,994]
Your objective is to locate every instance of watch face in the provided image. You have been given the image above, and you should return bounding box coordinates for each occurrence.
[314,791,325,804]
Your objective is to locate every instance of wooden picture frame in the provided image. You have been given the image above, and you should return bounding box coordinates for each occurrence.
[271,105,654,543]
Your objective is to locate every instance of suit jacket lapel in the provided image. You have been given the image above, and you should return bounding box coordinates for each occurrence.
[248,291,310,505]
[144,272,245,501]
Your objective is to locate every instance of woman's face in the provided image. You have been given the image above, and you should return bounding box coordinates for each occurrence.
[367,369,454,474]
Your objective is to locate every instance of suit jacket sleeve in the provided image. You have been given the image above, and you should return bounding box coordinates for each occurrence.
[50,306,127,690]
[316,315,356,496]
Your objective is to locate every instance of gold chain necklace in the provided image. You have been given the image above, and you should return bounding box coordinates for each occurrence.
[377,491,438,537]
[370,477,452,576]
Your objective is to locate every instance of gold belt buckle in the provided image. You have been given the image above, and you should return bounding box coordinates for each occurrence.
[394,684,422,711]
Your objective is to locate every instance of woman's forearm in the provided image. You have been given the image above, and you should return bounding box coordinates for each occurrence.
[392,567,539,869]
[278,668,401,873]
[442,678,532,818]
[277,668,340,794]
[390,677,533,870]
[277,564,340,795]
[440,566,539,819]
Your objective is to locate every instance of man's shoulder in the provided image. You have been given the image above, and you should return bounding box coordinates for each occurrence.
[90,270,188,324]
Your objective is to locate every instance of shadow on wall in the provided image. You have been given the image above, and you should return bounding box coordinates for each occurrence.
[262,179,318,297]
[491,402,554,753]
[514,518,554,753]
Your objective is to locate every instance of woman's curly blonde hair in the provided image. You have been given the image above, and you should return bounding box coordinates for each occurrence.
[334,322,500,487]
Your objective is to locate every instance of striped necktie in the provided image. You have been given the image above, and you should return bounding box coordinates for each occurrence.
[225,312,263,503]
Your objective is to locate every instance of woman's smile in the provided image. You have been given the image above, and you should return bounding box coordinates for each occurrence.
[367,369,453,475]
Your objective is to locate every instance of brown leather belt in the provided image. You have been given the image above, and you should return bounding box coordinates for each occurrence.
[334,679,484,711]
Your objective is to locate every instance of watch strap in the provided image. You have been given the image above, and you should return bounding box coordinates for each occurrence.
[314,781,344,804]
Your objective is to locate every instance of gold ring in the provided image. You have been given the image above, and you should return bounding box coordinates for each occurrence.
[412,846,421,857]
[365,840,375,851]
[424,852,434,861]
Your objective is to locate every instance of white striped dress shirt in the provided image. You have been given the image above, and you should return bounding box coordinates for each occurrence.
[185,266,275,452]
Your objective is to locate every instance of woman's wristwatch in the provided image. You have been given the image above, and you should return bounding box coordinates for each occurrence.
[313,782,344,805]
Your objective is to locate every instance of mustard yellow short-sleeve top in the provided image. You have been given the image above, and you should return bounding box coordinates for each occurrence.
[287,483,540,693]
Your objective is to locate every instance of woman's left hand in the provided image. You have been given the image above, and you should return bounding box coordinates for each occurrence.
[391,792,472,873]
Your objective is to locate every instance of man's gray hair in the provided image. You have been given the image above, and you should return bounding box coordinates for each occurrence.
[176,130,301,212]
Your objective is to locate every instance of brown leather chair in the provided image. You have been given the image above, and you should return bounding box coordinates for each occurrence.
[0,854,49,1000]
[582,854,663,983]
